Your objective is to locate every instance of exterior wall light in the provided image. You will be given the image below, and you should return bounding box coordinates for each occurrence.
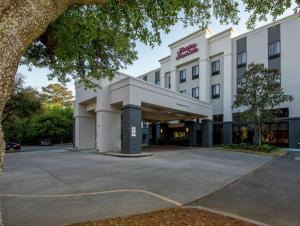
[186,127,189,133]
[160,128,163,134]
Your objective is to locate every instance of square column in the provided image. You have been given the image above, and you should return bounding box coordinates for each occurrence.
[223,121,233,145]
[121,104,142,154]
[289,117,300,149]
[202,119,213,147]
[199,59,210,102]
[223,54,233,122]
[169,70,177,92]
[96,109,121,152]
[185,121,197,146]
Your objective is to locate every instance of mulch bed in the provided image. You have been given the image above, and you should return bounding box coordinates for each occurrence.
[67,207,258,226]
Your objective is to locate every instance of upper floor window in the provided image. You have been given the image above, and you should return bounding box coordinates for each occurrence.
[180,90,186,94]
[237,52,247,67]
[155,71,160,85]
[192,65,199,79]
[143,76,147,81]
[212,84,220,99]
[268,41,280,59]
[179,70,186,83]
[192,87,199,99]
[212,60,220,76]
[165,73,171,89]
[213,114,223,122]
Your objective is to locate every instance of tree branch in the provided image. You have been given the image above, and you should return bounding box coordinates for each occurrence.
[67,0,108,6]
[0,0,15,16]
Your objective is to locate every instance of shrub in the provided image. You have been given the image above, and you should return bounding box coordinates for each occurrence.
[224,143,278,153]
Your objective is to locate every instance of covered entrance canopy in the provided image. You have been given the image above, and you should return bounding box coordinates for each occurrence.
[75,75,213,154]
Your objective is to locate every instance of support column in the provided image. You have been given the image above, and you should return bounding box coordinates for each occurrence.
[158,123,168,145]
[223,121,233,145]
[121,104,142,154]
[170,70,177,92]
[185,121,197,146]
[199,59,210,102]
[149,123,157,145]
[202,119,213,147]
[96,109,121,152]
[289,117,300,149]
[223,54,233,122]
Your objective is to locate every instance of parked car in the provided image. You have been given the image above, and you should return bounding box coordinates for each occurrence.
[39,139,52,146]
[5,142,21,151]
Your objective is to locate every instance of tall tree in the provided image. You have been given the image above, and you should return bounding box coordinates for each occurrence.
[42,83,73,107]
[26,106,73,144]
[3,75,43,143]
[233,63,293,146]
[0,1,298,174]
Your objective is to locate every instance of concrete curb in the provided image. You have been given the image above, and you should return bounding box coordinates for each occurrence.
[100,151,153,158]
[183,206,270,226]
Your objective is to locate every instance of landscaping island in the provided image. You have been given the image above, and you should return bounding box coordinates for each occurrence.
[68,208,259,226]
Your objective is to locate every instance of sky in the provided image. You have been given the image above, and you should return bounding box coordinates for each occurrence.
[18,5,296,95]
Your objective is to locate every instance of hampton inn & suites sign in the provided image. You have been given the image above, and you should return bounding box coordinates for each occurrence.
[176,43,198,60]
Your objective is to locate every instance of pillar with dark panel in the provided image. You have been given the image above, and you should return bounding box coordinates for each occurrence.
[223,121,233,145]
[121,104,142,154]
[185,121,197,146]
[289,117,300,149]
[158,123,168,145]
[202,119,213,147]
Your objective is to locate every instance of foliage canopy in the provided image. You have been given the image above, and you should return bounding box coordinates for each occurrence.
[233,63,293,145]
[21,0,299,88]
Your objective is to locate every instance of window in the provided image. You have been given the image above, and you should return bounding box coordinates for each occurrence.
[165,73,171,89]
[212,60,220,75]
[155,71,160,85]
[192,65,199,79]
[268,41,280,59]
[213,114,223,122]
[143,76,147,81]
[212,84,220,99]
[179,70,186,83]
[180,90,186,94]
[237,52,247,67]
[192,87,199,99]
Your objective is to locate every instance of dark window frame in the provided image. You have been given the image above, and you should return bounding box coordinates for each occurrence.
[165,73,171,89]
[180,90,186,94]
[212,84,220,99]
[192,65,199,79]
[143,76,147,81]
[179,69,186,83]
[268,40,281,59]
[211,60,220,76]
[192,87,199,99]
[155,71,160,85]
[237,51,247,68]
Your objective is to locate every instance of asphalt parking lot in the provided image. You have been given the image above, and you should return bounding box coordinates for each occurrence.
[0,147,270,226]
[189,151,300,226]
[20,144,72,152]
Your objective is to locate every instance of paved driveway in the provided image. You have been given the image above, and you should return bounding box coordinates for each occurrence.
[21,144,72,152]
[189,151,300,226]
[0,148,270,226]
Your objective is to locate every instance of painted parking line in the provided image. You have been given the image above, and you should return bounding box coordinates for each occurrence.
[0,189,182,206]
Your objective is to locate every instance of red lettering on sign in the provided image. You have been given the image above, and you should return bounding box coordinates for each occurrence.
[176,43,198,60]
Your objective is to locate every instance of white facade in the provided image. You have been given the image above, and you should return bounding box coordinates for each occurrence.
[75,14,300,151]
[139,14,300,122]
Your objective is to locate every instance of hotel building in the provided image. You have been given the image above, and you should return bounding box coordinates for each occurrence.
[74,14,300,153]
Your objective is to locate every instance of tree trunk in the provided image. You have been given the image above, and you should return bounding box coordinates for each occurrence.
[258,123,262,146]
[254,123,262,151]
[0,0,69,175]
[0,0,108,175]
